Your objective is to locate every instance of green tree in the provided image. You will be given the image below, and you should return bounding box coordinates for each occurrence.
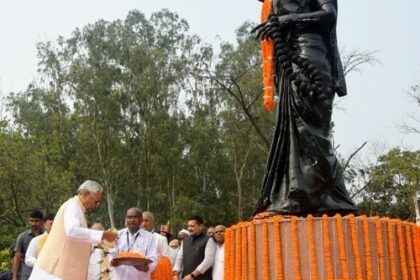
[356,148,420,220]
[210,22,274,219]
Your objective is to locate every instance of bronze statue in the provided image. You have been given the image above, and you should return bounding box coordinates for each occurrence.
[253,0,356,216]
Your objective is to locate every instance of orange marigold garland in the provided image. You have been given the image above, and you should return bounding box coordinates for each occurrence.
[307,215,318,280]
[362,216,373,280]
[322,214,334,280]
[226,227,235,280]
[260,0,275,112]
[235,225,242,280]
[273,216,283,280]
[396,220,409,280]
[262,221,270,280]
[291,216,302,280]
[404,223,417,280]
[412,225,420,275]
[249,222,257,280]
[224,228,230,280]
[349,214,363,280]
[241,224,248,280]
[335,214,349,280]
[375,217,386,280]
[387,218,398,280]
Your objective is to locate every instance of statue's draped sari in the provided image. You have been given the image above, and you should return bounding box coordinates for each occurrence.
[255,0,356,216]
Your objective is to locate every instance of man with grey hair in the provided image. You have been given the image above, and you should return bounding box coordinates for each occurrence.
[212,225,226,280]
[141,211,170,261]
[29,180,118,280]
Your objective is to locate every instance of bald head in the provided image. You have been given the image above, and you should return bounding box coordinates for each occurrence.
[141,211,155,232]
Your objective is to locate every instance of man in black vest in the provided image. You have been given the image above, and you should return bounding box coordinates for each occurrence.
[172,216,216,280]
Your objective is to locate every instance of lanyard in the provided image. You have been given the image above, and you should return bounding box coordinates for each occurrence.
[126,231,140,252]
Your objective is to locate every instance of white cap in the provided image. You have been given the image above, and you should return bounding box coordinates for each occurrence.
[179,229,190,236]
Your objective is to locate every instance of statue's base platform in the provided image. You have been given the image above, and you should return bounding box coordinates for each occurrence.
[224,215,420,279]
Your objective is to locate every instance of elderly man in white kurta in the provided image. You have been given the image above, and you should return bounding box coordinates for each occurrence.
[110,208,158,280]
[29,180,118,280]
[212,225,226,280]
[141,211,171,260]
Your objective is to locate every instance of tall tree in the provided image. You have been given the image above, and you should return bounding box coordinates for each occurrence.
[356,148,420,220]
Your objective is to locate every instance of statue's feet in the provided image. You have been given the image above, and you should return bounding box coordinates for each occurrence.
[252,210,301,220]
[252,211,272,220]
[313,209,358,217]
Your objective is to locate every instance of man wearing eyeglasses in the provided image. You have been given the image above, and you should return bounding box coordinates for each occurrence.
[29,180,118,280]
[211,225,226,280]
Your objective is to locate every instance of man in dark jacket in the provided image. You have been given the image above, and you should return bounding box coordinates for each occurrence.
[172,216,216,280]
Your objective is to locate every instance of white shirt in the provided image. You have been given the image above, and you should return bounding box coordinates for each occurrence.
[25,233,46,267]
[29,196,104,280]
[153,232,170,260]
[109,228,158,280]
[212,244,224,280]
[168,247,179,265]
[87,248,103,280]
[173,235,216,274]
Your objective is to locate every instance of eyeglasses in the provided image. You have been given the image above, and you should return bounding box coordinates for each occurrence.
[90,193,101,206]
[214,230,225,235]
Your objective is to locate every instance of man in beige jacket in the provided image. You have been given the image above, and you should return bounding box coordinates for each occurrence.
[29,180,118,280]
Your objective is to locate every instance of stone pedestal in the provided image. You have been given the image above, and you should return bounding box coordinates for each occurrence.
[224,215,420,279]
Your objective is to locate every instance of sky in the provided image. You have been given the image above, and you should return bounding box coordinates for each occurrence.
[0,0,419,158]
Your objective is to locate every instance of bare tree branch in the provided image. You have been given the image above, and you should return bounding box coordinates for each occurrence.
[341,49,380,77]
[351,181,370,199]
[343,141,368,171]
[202,61,271,148]
[399,86,420,134]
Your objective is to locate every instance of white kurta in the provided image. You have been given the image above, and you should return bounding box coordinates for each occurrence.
[153,232,169,260]
[168,247,179,265]
[87,247,102,280]
[109,228,158,280]
[29,196,103,280]
[212,244,225,280]
[25,234,44,267]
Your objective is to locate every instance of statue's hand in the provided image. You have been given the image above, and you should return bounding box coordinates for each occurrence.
[277,13,298,28]
[252,14,279,40]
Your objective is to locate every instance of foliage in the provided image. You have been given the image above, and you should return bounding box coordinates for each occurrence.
[355,148,420,220]
[0,248,12,272]
[0,10,272,248]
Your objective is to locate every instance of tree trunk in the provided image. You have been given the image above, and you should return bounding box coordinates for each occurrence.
[92,103,115,228]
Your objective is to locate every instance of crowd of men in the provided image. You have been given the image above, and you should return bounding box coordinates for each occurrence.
[3,180,226,280]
